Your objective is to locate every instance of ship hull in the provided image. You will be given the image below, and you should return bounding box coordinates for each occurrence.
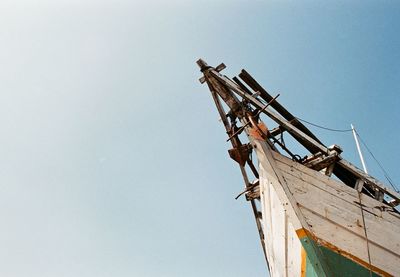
[253,138,400,277]
[299,231,380,276]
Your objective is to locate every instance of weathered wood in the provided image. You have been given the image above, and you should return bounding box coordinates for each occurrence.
[210,67,400,207]
[302,152,339,171]
[239,69,323,146]
[215,63,226,72]
[197,60,400,277]
[269,126,285,137]
[232,76,253,95]
[206,72,244,117]
[324,163,335,176]
[238,69,376,193]
[258,153,303,277]
[272,152,400,223]
[273,151,400,276]
[204,78,270,266]
[210,69,330,154]
[338,159,400,206]
[355,179,365,192]
[252,138,331,276]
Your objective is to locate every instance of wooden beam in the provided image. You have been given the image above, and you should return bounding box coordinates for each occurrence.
[209,69,329,154]
[200,66,270,266]
[338,159,400,205]
[200,62,399,208]
[239,70,323,147]
[208,67,400,206]
[237,70,362,189]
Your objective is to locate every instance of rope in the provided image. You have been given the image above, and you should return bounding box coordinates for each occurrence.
[297,117,399,193]
[358,192,373,277]
[296,117,353,132]
[354,130,400,193]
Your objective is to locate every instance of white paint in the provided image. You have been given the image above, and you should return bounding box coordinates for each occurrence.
[273,151,400,276]
[351,124,368,174]
[251,135,400,276]
[254,139,304,277]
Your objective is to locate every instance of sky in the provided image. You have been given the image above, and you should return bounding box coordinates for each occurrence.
[0,1,399,276]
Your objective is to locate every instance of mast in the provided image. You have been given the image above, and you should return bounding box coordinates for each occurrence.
[351,124,368,174]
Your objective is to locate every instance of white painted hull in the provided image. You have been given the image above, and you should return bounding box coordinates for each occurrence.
[253,139,400,277]
[196,58,400,276]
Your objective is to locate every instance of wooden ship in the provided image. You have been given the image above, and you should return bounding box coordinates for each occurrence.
[196,59,400,277]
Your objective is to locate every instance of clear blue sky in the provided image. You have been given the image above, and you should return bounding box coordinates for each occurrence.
[0,1,399,276]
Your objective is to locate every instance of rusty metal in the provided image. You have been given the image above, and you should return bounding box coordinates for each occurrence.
[228,144,252,167]
[226,94,279,142]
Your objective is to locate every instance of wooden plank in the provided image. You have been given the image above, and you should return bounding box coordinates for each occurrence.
[210,70,329,155]
[273,152,360,200]
[338,159,400,205]
[204,74,270,267]
[198,62,400,276]
[284,171,400,242]
[232,76,253,95]
[275,163,400,262]
[272,152,400,223]
[259,165,302,277]
[299,207,400,277]
[287,220,302,277]
[253,138,331,276]
[238,69,323,147]
[274,154,400,273]
[203,62,396,206]
[273,144,400,207]
[271,151,400,276]
[260,168,276,275]
[203,64,368,198]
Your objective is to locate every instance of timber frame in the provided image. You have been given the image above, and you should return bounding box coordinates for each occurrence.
[196,59,400,265]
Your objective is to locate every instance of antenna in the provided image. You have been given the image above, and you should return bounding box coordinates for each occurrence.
[351,124,368,174]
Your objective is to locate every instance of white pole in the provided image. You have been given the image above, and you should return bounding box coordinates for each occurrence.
[351,124,368,174]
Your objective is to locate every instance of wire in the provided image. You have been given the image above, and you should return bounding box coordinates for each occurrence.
[295,116,399,193]
[355,130,400,193]
[296,117,353,132]
[357,191,373,277]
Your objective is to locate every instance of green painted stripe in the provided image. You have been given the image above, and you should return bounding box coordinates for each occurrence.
[300,236,380,277]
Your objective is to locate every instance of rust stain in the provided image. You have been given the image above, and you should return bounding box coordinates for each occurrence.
[248,121,269,140]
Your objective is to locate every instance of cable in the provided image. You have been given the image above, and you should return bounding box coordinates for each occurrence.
[358,191,373,277]
[296,117,353,132]
[295,116,399,192]
[355,130,400,193]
